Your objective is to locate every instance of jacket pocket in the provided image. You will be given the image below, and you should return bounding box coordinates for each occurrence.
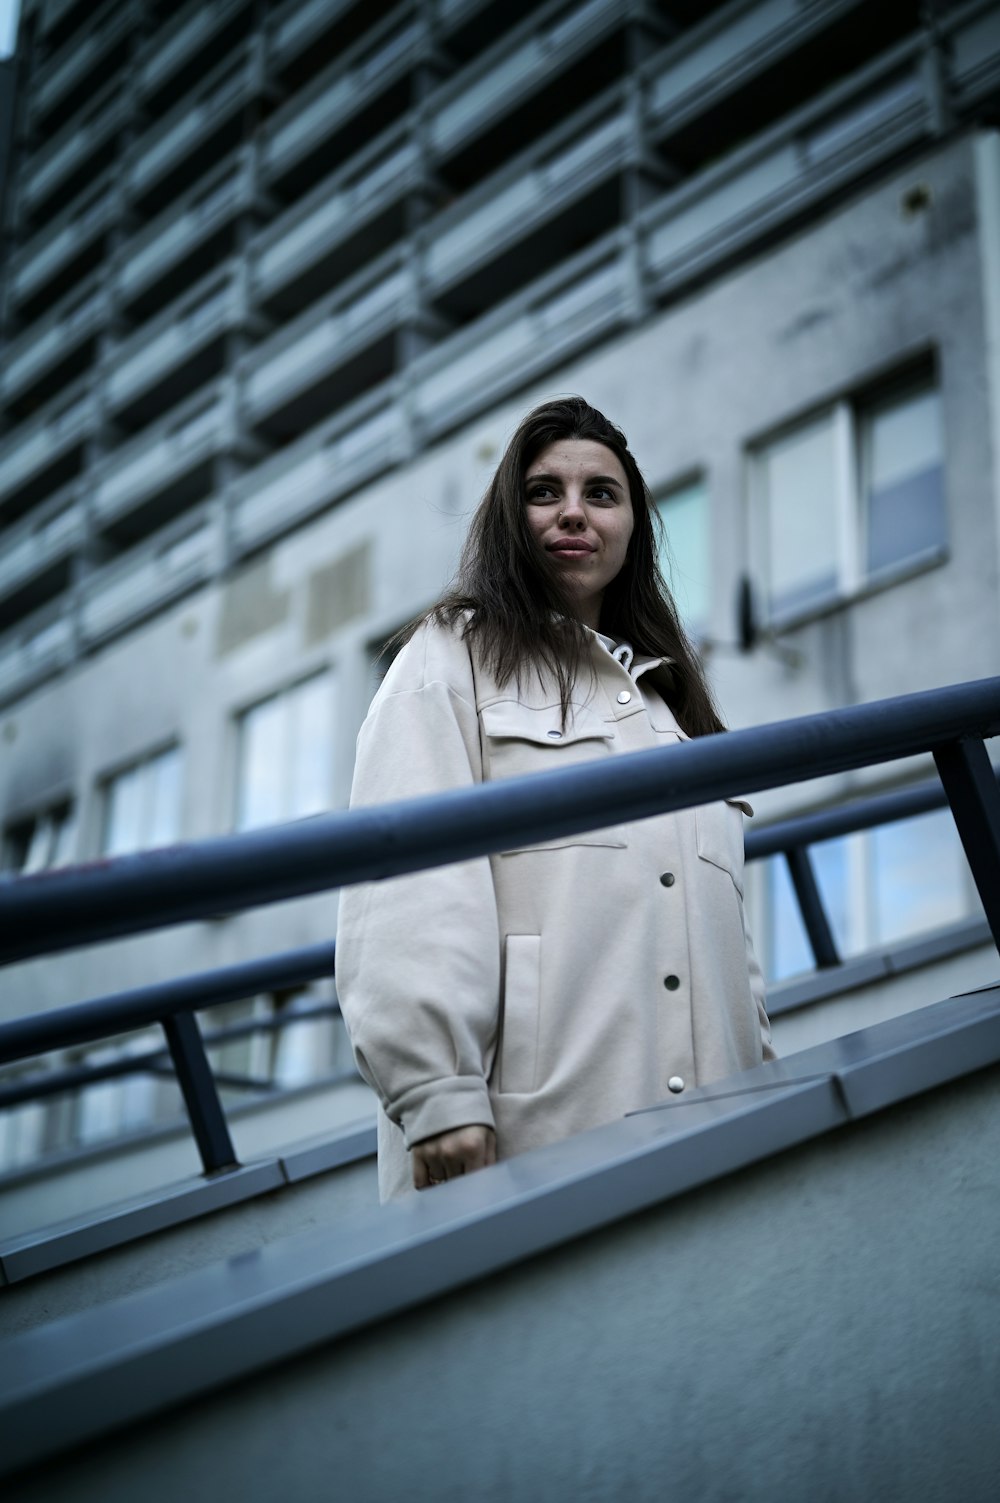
[695,800,749,897]
[481,700,627,850]
[498,934,541,1094]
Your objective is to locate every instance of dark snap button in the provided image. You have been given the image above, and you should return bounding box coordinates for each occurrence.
[659,872,675,887]
[663,974,681,991]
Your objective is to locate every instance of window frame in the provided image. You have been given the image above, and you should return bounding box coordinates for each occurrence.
[653,471,711,635]
[99,742,184,858]
[1,795,78,875]
[749,364,948,630]
[233,669,335,834]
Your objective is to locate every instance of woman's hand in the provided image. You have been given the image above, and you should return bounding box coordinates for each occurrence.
[412,1125,497,1189]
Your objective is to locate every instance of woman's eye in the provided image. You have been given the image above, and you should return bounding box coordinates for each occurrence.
[527,485,554,500]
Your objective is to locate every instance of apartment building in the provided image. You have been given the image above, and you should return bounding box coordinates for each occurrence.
[2,0,1000,1172]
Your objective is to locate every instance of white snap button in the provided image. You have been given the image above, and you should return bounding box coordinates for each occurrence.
[546,729,563,739]
[667,1076,685,1093]
[616,690,631,704]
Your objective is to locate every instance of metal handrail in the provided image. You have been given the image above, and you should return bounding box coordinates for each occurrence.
[2,676,999,963]
[0,1000,345,1110]
[2,675,999,1176]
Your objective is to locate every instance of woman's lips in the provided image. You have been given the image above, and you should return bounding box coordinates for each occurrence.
[547,541,595,557]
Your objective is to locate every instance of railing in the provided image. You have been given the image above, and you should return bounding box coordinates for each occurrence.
[2,677,999,1180]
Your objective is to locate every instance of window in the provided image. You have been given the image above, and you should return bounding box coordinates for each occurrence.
[102,746,182,855]
[656,476,710,629]
[762,806,979,984]
[236,674,333,831]
[2,799,77,873]
[753,374,946,621]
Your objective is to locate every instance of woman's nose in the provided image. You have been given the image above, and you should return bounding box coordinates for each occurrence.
[558,494,586,529]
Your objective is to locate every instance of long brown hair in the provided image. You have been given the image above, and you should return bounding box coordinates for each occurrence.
[404,396,725,737]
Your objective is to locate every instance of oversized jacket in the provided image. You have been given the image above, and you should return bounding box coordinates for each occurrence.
[336,617,774,1200]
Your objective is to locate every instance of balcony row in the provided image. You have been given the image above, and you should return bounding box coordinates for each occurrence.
[2,86,633,412]
[0,504,217,707]
[0,9,991,665]
[1,0,920,333]
[0,22,977,550]
[11,0,794,249]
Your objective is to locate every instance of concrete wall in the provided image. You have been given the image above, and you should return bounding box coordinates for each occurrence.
[14,1061,1000,1503]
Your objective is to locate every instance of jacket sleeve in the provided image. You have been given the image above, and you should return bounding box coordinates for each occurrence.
[335,627,501,1148]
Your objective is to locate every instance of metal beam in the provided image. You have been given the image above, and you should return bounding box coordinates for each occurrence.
[162,1011,239,1175]
[933,736,1000,954]
[0,676,997,965]
[784,846,840,969]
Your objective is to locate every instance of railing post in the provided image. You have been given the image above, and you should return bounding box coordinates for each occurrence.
[933,737,1000,956]
[161,1010,240,1174]
[784,846,840,969]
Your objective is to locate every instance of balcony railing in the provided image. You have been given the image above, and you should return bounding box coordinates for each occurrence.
[136,0,255,111]
[261,6,425,188]
[20,74,126,220]
[0,269,106,408]
[0,480,85,600]
[242,251,410,434]
[126,45,256,210]
[0,374,94,513]
[91,382,230,530]
[105,263,250,424]
[7,171,116,312]
[231,383,404,552]
[251,121,420,312]
[116,150,262,312]
[78,507,216,645]
[1,676,998,1184]
[28,0,131,131]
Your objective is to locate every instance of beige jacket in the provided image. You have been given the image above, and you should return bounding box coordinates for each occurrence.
[336,618,773,1200]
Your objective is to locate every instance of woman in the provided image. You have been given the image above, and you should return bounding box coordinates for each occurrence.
[337,396,773,1201]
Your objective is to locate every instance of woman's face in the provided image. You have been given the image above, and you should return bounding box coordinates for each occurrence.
[524,438,634,630]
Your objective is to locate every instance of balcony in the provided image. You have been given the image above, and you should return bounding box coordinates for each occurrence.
[35,0,90,51]
[115,151,264,320]
[413,241,629,439]
[949,1,1000,113]
[425,92,629,319]
[0,375,95,520]
[242,253,409,439]
[126,45,256,216]
[230,385,404,554]
[28,0,132,134]
[642,55,931,300]
[437,0,539,63]
[136,0,256,117]
[0,269,106,415]
[269,0,393,80]
[0,481,84,629]
[105,263,253,430]
[427,0,627,186]
[0,600,73,708]
[251,121,421,316]
[261,6,425,198]
[79,508,216,647]
[6,172,116,319]
[91,382,234,543]
[645,0,862,135]
[19,75,127,226]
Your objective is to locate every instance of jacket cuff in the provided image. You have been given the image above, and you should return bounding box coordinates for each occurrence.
[391,1076,496,1149]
